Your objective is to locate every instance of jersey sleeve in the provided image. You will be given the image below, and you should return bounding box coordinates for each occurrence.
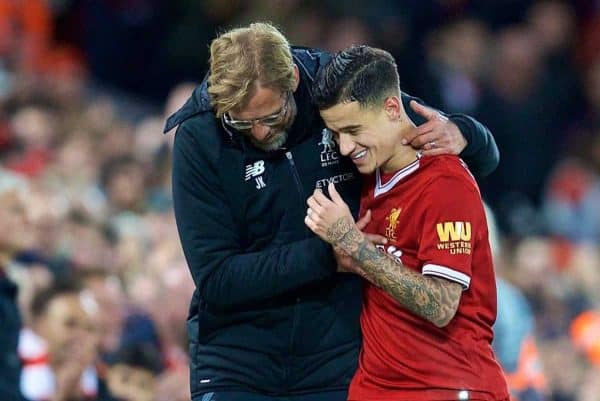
[417,172,485,290]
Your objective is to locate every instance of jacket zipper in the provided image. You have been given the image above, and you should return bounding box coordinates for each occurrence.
[285,151,306,201]
[284,150,306,389]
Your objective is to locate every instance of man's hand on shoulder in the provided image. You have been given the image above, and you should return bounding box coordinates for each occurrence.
[403,100,467,156]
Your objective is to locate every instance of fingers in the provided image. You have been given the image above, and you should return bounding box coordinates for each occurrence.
[364,232,387,245]
[410,100,438,121]
[407,128,437,149]
[420,147,448,157]
[305,189,330,234]
[401,120,431,145]
[311,188,331,206]
[304,213,317,232]
[356,209,371,230]
[328,182,344,205]
[403,119,438,147]
[307,196,325,215]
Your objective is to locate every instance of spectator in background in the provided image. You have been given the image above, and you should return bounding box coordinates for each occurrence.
[542,56,600,243]
[476,25,558,235]
[422,19,490,114]
[0,171,30,401]
[527,0,582,124]
[542,159,600,243]
[495,280,548,401]
[100,155,147,215]
[5,104,57,177]
[78,270,126,358]
[20,281,101,401]
[486,205,548,401]
[105,341,163,401]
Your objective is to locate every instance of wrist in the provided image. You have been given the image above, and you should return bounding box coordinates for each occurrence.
[333,224,363,254]
[448,115,472,155]
[326,216,356,244]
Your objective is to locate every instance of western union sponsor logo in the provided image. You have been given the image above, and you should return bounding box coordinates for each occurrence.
[436,221,471,242]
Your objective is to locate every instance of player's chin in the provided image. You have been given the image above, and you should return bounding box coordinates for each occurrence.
[356,164,375,175]
[350,150,374,173]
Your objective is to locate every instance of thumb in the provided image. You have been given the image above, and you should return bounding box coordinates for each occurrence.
[356,209,372,230]
[328,182,345,205]
[410,100,437,121]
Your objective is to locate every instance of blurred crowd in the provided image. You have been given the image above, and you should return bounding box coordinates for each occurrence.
[1,1,600,401]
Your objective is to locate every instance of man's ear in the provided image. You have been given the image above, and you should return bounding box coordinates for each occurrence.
[292,64,300,92]
[384,96,402,121]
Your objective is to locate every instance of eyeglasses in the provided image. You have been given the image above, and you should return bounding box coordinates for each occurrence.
[223,92,291,131]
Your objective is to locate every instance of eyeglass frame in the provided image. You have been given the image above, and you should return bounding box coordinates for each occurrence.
[222,91,292,132]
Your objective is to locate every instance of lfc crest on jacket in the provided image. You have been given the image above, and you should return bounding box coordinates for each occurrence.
[319,129,339,167]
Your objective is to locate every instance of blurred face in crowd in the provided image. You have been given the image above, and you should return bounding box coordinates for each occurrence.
[107,364,156,401]
[85,274,125,353]
[225,68,299,151]
[11,106,56,149]
[586,59,600,113]
[0,189,32,260]
[36,293,99,366]
[528,0,575,53]
[492,27,542,99]
[440,20,488,78]
[107,162,146,211]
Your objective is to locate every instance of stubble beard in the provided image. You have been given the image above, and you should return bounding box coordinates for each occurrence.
[252,130,288,151]
[252,97,297,152]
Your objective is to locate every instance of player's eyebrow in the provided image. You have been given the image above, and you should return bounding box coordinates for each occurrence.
[338,124,361,132]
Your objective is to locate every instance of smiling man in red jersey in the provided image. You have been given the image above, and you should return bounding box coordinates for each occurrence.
[305,45,510,401]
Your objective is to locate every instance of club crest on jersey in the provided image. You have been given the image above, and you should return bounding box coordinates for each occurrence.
[245,160,267,189]
[385,208,402,239]
[318,129,339,167]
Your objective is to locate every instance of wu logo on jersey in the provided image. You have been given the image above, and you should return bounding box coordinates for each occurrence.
[385,208,402,239]
[436,221,472,255]
[318,129,339,167]
[436,221,471,242]
[245,160,266,189]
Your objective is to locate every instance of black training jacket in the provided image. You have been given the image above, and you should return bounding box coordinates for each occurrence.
[0,275,24,401]
[164,46,499,399]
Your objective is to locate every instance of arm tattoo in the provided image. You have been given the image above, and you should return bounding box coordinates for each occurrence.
[332,224,463,327]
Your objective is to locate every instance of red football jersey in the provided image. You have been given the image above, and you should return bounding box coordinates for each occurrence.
[348,155,509,401]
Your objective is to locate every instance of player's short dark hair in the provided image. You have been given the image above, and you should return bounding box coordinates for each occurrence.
[313,45,400,110]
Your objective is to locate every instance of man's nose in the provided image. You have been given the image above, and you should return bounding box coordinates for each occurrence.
[251,123,271,141]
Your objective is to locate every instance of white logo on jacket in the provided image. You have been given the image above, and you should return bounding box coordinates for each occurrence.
[245,160,266,189]
[319,129,339,167]
[315,173,354,189]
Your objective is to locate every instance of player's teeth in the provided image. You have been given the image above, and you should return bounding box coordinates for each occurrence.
[352,150,367,159]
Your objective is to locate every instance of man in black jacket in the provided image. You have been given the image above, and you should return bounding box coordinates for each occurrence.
[0,177,29,401]
[164,22,499,401]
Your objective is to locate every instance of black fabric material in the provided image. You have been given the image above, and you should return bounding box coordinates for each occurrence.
[0,276,25,401]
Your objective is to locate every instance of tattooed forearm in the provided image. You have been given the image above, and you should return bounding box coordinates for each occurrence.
[334,226,463,327]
